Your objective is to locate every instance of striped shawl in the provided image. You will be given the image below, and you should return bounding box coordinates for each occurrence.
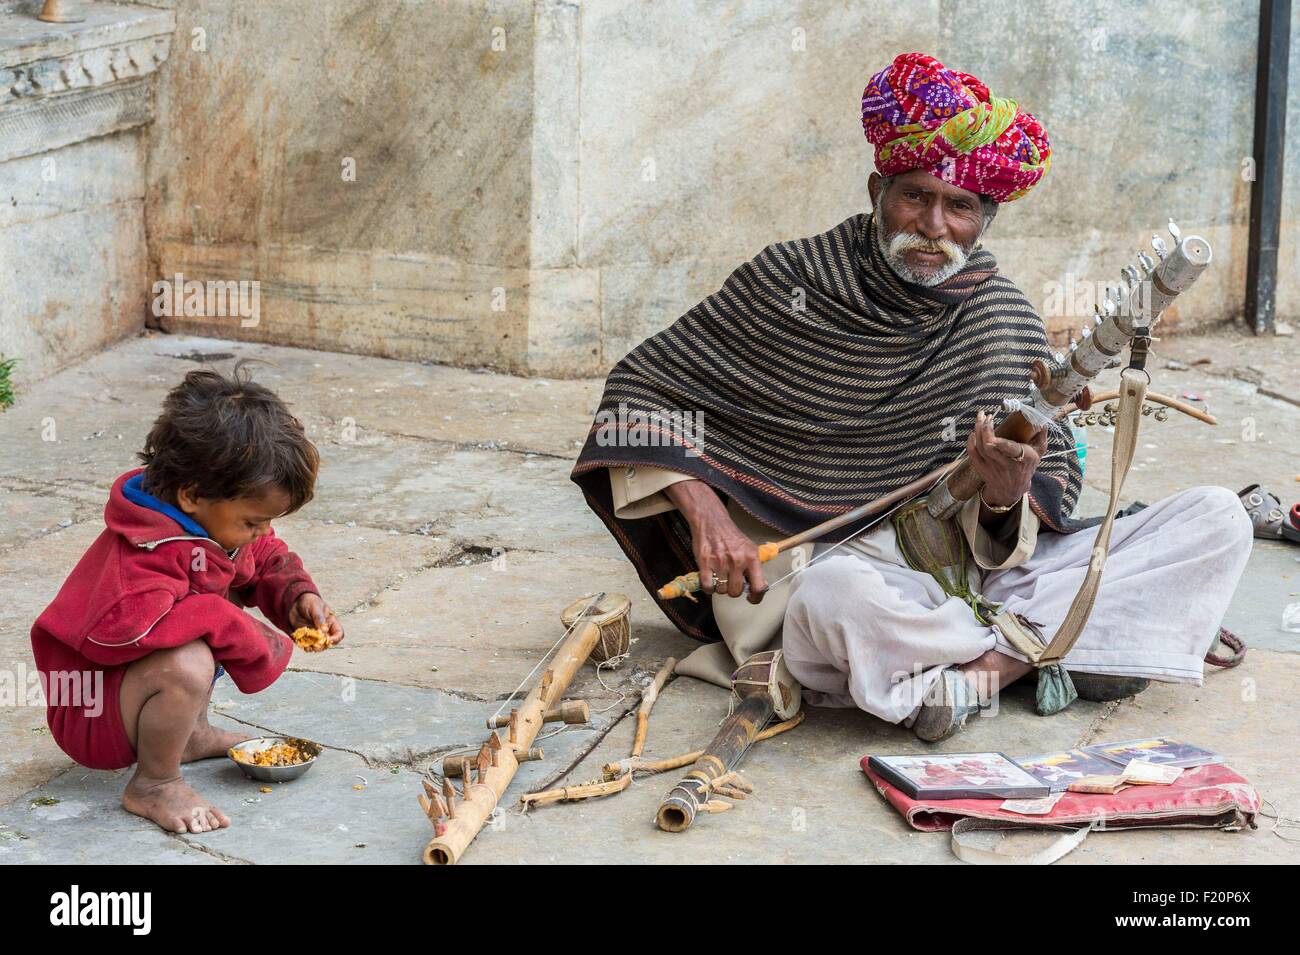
[572,211,1086,643]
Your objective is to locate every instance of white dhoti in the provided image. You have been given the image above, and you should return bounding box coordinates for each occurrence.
[782,485,1253,725]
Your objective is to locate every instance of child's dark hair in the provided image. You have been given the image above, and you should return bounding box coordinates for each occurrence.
[138,361,318,511]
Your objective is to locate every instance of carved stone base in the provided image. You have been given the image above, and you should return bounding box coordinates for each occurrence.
[0,78,152,163]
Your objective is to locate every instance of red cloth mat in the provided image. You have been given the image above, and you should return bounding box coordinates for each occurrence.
[861,758,1259,832]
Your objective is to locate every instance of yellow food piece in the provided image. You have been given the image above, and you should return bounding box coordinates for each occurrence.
[259,786,273,793]
[291,626,329,652]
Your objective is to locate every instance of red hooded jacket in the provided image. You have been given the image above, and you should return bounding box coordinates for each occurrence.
[31,468,319,769]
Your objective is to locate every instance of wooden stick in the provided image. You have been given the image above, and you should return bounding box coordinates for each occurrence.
[603,709,805,779]
[657,461,961,600]
[519,773,632,809]
[422,620,603,865]
[1061,388,1218,425]
[712,770,753,794]
[443,747,541,778]
[490,700,589,728]
[632,658,676,758]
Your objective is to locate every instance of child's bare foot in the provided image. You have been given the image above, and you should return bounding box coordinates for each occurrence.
[122,773,231,834]
[181,721,252,762]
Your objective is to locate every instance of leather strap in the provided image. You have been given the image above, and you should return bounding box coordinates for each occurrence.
[1035,367,1148,667]
[951,817,1091,865]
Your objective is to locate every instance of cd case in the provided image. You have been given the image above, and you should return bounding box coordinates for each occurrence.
[865,752,1049,800]
[1016,748,1130,792]
[1081,736,1224,769]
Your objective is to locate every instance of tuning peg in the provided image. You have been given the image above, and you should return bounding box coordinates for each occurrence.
[1137,251,1155,274]
[1150,234,1168,260]
[1080,325,1092,339]
[1168,219,1182,244]
[1068,339,1078,353]
[1054,351,1065,365]
[1121,265,1140,286]
[1094,311,1106,326]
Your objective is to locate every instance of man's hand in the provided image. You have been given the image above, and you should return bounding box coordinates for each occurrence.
[966,409,1047,508]
[664,480,768,604]
[289,593,345,647]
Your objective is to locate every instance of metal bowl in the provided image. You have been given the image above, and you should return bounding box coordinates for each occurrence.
[227,736,322,783]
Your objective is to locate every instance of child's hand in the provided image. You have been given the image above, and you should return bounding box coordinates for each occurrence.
[290,593,344,647]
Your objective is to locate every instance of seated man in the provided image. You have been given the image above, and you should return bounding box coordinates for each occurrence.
[571,52,1252,741]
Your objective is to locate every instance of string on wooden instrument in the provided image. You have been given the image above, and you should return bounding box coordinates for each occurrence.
[487,591,605,728]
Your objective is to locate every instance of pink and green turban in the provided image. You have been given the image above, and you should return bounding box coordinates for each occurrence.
[861,52,1051,203]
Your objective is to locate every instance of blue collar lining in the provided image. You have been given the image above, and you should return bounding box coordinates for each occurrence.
[123,474,210,539]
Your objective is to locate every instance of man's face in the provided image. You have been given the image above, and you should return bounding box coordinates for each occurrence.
[870,170,988,286]
[177,484,292,552]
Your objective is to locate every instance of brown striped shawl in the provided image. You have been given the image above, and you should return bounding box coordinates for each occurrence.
[572,211,1086,644]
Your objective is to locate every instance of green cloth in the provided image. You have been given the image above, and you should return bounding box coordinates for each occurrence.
[1035,664,1078,716]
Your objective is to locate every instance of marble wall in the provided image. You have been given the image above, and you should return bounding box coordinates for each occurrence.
[0,0,174,383]
[5,1,1289,381]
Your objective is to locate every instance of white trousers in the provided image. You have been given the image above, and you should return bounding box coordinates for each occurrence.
[782,486,1254,725]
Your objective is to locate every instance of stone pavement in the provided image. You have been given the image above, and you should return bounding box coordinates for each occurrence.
[1,329,1297,864]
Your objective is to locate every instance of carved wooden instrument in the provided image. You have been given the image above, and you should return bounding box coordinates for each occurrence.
[656,649,800,832]
[420,609,603,864]
[658,221,1213,599]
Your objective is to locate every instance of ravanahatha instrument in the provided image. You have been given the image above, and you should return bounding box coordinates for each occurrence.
[659,221,1213,604]
[418,593,618,864]
[656,649,801,832]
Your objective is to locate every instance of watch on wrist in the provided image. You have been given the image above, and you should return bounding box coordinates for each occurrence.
[978,487,1018,514]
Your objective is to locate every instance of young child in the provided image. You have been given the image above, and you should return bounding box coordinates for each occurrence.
[31,364,343,834]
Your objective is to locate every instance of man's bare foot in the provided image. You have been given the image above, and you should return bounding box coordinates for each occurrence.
[181,721,252,762]
[122,773,231,834]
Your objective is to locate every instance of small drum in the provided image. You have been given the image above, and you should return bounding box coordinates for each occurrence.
[560,593,632,664]
[730,649,801,721]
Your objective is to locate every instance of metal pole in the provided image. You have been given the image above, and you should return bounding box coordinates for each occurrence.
[1245,0,1290,335]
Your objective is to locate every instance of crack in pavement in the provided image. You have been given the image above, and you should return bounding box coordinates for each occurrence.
[1075,698,1124,748]
[313,416,578,462]
[278,665,485,698]
[330,542,559,617]
[173,835,254,865]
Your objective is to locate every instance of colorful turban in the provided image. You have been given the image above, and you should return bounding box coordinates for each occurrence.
[861,52,1051,203]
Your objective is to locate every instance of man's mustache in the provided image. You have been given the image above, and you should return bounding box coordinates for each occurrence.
[886,231,967,264]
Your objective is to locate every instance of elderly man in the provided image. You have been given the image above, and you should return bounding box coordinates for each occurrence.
[572,53,1252,741]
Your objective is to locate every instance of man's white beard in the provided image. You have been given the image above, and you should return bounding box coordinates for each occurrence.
[875,222,971,287]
